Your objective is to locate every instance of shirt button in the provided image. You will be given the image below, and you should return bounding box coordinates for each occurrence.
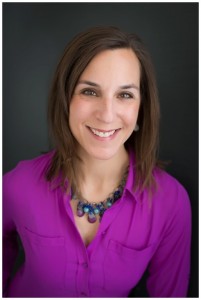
[81,262,88,268]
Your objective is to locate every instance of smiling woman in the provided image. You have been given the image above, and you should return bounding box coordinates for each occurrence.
[3,26,191,297]
[47,27,160,193]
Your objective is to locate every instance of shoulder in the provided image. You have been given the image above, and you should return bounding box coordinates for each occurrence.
[151,167,191,221]
[153,167,189,199]
[3,151,54,193]
[129,149,190,212]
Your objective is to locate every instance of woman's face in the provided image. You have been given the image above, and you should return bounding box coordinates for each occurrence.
[69,48,141,161]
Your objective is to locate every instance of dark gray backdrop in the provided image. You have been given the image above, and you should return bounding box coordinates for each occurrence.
[3,3,198,297]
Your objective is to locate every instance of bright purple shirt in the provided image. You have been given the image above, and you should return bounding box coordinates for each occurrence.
[3,151,191,297]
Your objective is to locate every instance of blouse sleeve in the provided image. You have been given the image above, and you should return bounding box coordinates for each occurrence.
[3,172,19,297]
[146,183,192,297]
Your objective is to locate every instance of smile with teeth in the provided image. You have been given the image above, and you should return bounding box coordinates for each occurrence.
[89,127,117,138]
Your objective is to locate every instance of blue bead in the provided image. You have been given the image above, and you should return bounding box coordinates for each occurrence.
[88,206,94,213]
[99,204,104,211]
[114,190,121,199]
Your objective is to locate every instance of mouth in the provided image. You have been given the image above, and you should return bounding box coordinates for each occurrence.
[87,126,119,138]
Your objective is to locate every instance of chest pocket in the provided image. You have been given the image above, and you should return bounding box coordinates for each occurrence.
[21,226,65,246]
[103,239,155,294]
[17,226,69,295]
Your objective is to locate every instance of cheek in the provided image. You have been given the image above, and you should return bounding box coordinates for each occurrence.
[124,104,140,126]
[69,100,83,123]
[69,99,92,130]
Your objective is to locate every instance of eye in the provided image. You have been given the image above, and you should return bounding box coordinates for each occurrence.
[118,92,134,99]
[81,89,97,97]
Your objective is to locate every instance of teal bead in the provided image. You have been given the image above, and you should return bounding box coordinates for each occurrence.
[83,207,89,213]
[106,201,112,207]
[94,208,100,214]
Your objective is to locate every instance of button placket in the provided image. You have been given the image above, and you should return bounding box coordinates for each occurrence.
[77,259,90,297]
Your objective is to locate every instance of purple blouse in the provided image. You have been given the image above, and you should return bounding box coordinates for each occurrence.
[3,151,191,297]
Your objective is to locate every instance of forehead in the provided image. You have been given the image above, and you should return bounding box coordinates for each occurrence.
[79,48,141,83]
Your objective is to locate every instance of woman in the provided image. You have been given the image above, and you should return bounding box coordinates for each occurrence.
[3,26,191,297]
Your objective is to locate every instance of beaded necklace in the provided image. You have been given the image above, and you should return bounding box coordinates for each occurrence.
[72,168,129,224]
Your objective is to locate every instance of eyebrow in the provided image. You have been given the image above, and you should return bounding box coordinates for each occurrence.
[77,80,140,91]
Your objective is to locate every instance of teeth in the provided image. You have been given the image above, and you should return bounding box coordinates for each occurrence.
[90,128,116,137]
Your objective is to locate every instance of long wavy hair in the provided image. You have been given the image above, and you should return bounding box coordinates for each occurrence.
[46,26,160,192]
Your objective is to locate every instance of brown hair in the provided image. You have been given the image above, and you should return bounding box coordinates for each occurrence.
[46,26,160,192]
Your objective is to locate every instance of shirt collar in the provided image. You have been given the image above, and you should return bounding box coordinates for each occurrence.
[124,149,141,203]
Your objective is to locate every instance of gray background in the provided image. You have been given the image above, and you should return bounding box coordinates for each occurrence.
[3,3,198,297]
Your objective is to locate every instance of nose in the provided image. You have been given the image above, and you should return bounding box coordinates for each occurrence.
[95,97,115,123]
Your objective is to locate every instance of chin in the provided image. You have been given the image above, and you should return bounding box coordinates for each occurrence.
[86,147,123,161]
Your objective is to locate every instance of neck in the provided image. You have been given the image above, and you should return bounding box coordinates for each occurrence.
[74,147,129,202]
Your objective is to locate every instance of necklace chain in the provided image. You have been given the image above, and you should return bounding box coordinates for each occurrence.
[72,167,129,224]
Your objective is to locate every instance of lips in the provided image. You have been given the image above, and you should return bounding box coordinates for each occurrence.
[88,126,118,138]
